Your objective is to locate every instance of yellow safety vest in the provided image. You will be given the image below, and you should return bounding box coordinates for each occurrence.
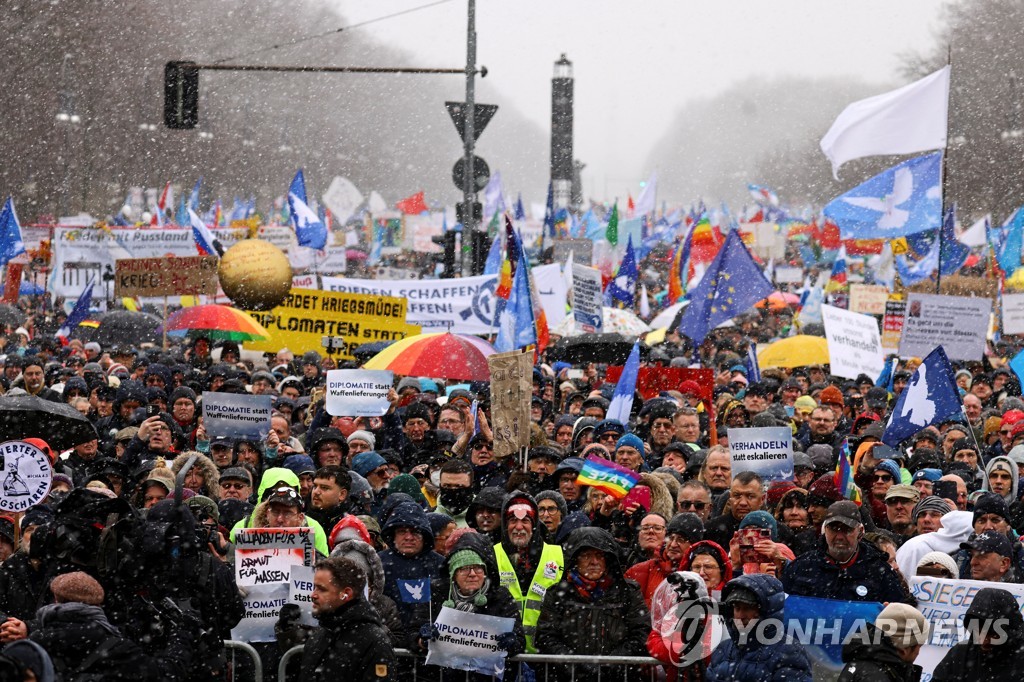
[494,542,564,653]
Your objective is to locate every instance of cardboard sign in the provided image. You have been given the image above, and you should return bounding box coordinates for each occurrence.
[604,367,714,405]
[726,427,794,482]
[246,288,420,360]
[0,440,52,513]
[114,256,219,298]
[899,293,992,361]
[487,349,533,459]
[821,304,885,381]
[848,284,890,315]
[425,606,516,680]
[202,392,272,441]
[325,369,394,417]
[1003,292,1024,335]
[881,300,906,356]
[231,528,315,642]
[571,263,604,333]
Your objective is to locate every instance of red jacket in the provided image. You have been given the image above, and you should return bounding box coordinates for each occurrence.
[625,549,681,607]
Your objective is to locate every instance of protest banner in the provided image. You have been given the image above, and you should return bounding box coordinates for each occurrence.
[881,300,906,356]
[114,255,218,298]
[899,293,991,361]
[783,595,884,671]
[848,284,890,315]
[321,175,364,225]
[1003,292,1024,335]
[487,349,533,460]
[571,263,603,333]
[322,274,499,334]
[202,392,272,441]
[726,426,793,482]
[910,576,1024,680]
[773,265,804,284]
[325,369,394,417]
[604,367,714,405]
[425,606,516,680]
[821,304,885,381]
[232,527,315,642]
[291,274,318,289]
[214,225,298,254]
[246,288,420,360]
[287,564,317,627]
[532,263,569,329]
[552,238,593,265]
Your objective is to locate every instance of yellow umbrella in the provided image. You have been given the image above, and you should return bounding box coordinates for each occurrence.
[758,335,829,369]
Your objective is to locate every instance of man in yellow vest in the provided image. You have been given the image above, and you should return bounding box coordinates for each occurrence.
[493,491,565,653]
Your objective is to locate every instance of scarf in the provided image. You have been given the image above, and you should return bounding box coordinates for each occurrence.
[450,577,491,612]
[569,569,613,602]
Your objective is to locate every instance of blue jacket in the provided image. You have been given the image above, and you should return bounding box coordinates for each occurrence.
[706,574,812,682]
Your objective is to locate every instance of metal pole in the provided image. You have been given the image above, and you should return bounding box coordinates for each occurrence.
[461,0,477,275]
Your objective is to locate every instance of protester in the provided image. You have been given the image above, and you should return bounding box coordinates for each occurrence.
[932,587,1024,680]
[838,603,929,681]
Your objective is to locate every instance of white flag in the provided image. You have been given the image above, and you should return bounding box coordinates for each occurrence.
[367,191,388,215]
[639,283,651,319]
[820,66,950,178]
[634,173,657,216]
[958,214,989,248]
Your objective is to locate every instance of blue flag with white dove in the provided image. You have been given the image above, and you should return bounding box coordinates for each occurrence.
[56,276,96,339]
[483,233,503,276]
[606,341,641,425]
[494,245,537,353]
[676,229,774,346]
[882,346,962,447]
[0,197,26,265]
[607,235,638,307]
[997,206,1024,277]
[823,151,943,240]
[939,203,969,276]
[396,578,431,604]
[745,343,761,383]
[288,169,328,250]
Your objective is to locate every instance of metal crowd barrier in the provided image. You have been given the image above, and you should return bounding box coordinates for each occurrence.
[276,646,662,682]
[224,639,263,682]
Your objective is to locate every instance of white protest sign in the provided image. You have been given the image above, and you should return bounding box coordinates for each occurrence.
[821,304,885,381]
[532,263,568,329]
[910,576,1024,681]
[1003,293,1024,335]
[0,441,52,513]
[726,427,793,482]
[572,263,603,333]
[325,369,394,417]
[322,176,364,225]
[287,564,317,627]
[231,528,315,643]
[773,266,804,284]
[202,392,272,441]
[425,606,516,680]
[899,293,991,361]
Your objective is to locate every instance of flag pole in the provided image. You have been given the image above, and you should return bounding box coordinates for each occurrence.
[937,43,952,296]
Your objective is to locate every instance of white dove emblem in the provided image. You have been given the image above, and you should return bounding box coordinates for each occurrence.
[289,192,320,228]
[614,275,630,291]
[404,581,424,601]
[843,166,915,230]
[899,363,935,427]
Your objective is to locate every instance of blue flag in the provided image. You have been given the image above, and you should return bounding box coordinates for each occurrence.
[882,346,962,447]
[998,206,1024,276]
[940,203,969,276]
[606,341,640,425]
[288,169,327,250]
[515,193,526,221]
[875,356,898,393]
[607,235,638,307]
[0,197,26,265]
[483,233,503,276]
[823,151,943,240]
[1010,349,1024,388]
[494,248,536,352]
[396,578,431,604]
[189,177,202,211]
[543,182,555,237]
[745,343,761,383]
[677,230,774,346]
[57,277,96,339]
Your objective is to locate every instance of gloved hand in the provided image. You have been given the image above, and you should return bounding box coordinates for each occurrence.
[495,632,518,652]
[419,623,440,642]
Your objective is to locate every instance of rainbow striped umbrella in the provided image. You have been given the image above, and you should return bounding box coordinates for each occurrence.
[162,304,271,342]
[362,332,495,381]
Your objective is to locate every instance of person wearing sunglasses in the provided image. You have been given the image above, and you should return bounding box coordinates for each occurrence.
[676,481,712,523]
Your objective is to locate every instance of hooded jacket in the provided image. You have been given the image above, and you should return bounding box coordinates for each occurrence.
[330,538,403,645]
[706,574,812,682]
[838,621,922,682]
[895,510,973,578]
[466,486,506,542]
[171,452,220,500]
[932,587,1024,681]
[983,456,1019,505]
[535,527,650,680]
[680,540,734,593]
[229,467,329,555]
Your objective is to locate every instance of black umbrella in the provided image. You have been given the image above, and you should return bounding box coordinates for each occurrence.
[353,340,394,364]
[0,395,98,450]
[0,304,25,328]
[546,334,650,365]
[93,311,163,346]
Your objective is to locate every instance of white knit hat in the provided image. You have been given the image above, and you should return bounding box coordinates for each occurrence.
[347,430,376,450]
[916,550,958,579]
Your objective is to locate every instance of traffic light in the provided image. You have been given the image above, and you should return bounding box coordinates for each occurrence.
[431,232,458,278]
[164,61,199,129]
[455,201,482,226]
[470,230,489,275]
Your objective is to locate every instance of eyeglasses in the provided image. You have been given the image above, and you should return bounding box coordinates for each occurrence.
[537,506,560,515]
[221,482,249,490]
[651,422,673,431]
[455,565,485,574]
[473,443,493,451]
[639,525,666,533]
[599,433,619,442]
[873,474,893,482]
[678,500,707,511]
[665,534,688,546]
[439,417,463,426]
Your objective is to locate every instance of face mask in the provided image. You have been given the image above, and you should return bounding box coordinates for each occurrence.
[440,487,474,514]
[430,471,442,488]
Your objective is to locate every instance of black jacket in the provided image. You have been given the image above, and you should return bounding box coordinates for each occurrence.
[781,540,911,604]
[838,623,922,682]
[0,551,46,621]
[300,597,397,682]
[932,587,1024,681]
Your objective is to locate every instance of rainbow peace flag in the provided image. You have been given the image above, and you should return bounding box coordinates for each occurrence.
[833,438,862,506]
[577,455,641,499]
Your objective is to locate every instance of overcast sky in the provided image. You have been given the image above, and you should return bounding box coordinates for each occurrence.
[335,0,945,200]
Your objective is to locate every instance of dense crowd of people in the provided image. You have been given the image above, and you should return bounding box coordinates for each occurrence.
[0,317,1020,681]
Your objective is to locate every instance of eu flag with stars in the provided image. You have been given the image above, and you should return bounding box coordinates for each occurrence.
[676,229,773,346]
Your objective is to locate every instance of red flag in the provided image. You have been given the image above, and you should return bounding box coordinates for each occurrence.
[627,194,635,217]
[396,191,429,215]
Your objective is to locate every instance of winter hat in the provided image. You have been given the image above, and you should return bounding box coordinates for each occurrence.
[973,492,1010,523]
[1008,444,1024,466]
[347,430,376,450]
[666,513,704,543]
[916,551,959,578]
[739,510,778,542]
[615,433,644,452]
[447,548,486,578]
[329,515,373,549]
[427,512,454,538]
[535,490,568,519]
[51,473,74,490]
[402,402,433,425]
[819,385,845,407]
[389,474,426,505]
[912,496,951,521]
[352,451,388,478]
[282,455,317,478]
[50,572,104,605]
[807,444,835,470]
[875,603,929,649]
[807,474,843,507]
[169,386,197,407]
[397,377,422,393]
[874,460,902,482]
[3,640,54,682]
[766,481,797,510]
[794,395,817,413]
[724,585,760,606]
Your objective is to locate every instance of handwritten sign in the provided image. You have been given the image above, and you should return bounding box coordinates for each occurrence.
[487,349,533,459]
[114,256,218,297]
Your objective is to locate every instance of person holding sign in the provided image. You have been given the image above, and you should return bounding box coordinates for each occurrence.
[301,556,396,682]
